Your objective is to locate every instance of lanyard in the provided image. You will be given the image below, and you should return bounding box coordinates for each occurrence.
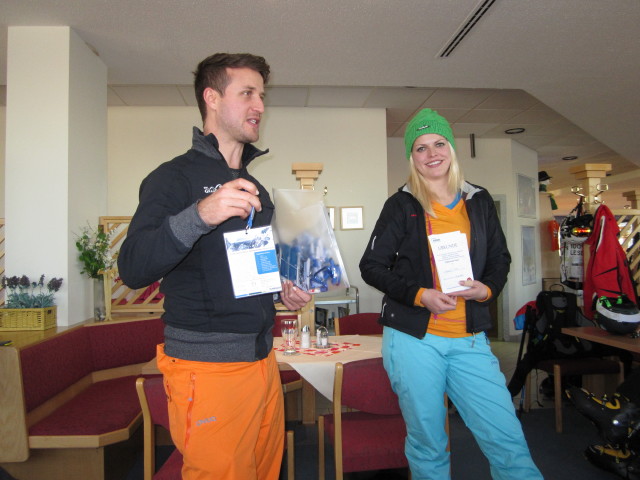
[425,213,440,320]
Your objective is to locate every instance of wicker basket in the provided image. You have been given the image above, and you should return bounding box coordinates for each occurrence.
[0,306,57,331]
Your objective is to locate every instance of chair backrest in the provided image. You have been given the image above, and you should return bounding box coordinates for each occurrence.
[334,313,382,336]
[139,376,170,429]
[136,377,181,480]
[335,358,401,415]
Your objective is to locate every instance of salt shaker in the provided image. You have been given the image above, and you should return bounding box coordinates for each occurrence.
[300,325,311,348]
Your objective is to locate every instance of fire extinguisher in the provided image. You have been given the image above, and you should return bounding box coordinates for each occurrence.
[548,219,560,251]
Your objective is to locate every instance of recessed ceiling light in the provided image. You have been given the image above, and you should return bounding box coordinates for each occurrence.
[562,156,578,161]
[504,128,525,134]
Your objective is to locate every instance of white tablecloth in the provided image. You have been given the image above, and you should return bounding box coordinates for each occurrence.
[275,334,382,400]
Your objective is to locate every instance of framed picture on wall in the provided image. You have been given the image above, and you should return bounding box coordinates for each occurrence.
[521,225,536,286]
[340,207,364,230]
[517,174,537,218]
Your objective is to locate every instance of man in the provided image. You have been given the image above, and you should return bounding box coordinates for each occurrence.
[118,53,311,480]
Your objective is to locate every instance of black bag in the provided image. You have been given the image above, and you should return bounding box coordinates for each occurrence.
[507,290,595,397]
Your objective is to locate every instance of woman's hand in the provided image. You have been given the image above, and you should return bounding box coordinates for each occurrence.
[449,278,489,301]
[420,288,457,314]
[280,280,313,311]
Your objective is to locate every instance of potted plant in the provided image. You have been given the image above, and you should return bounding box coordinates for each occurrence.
[0,275,63,331]
[75,225,114,321]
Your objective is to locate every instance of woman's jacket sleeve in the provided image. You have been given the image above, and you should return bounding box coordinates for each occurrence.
[359,195,425,307]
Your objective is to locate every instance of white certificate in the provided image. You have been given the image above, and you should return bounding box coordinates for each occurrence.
[427,231,474,294]
[224,226,282,298]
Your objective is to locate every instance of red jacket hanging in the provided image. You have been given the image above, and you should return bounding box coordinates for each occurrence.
[583,204,637,319]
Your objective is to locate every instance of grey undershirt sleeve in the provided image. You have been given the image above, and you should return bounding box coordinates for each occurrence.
[169,202,216,248]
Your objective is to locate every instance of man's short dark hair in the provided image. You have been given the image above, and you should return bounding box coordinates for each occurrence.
[193,53,271,122]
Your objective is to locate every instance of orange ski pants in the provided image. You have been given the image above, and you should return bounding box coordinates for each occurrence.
[157,344,285,480]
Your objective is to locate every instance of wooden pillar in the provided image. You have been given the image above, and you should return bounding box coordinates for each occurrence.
[623,190,640,209]
[291,163,324,190]
[568,163,612,213]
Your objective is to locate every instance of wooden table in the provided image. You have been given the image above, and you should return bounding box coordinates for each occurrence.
[562,326,640,353]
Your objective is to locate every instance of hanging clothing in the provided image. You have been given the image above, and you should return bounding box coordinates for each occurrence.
[583,204,637,319]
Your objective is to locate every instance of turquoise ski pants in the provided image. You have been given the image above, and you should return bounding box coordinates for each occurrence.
[382,327,543,480]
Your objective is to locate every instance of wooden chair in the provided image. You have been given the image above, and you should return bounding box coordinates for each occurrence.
[524,357,624,433]
[136,377,183,480]
[317,358,408,480]
[136,377,295,479]
[334,313,382,336]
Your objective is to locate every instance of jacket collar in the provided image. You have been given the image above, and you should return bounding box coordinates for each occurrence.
[401,181,482,199]
[191,127,269,167]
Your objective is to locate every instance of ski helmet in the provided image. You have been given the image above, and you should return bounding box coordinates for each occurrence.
[595,295,640,335]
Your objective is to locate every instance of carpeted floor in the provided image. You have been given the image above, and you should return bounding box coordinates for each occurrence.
[123,405,621,480]
[290,406,621,480]
[448,406,619,480]
[0,405,623,479]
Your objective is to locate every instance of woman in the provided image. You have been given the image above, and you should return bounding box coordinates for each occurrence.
[360,109,542,479]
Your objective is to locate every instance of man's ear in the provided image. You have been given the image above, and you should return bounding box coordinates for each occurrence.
[203,87,220,111]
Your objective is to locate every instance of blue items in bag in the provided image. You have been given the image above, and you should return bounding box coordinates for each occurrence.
[279,233,342,293]
[273,189,349,294]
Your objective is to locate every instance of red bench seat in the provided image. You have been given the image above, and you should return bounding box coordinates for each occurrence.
[29,376,142,438]
[0,317,165,480]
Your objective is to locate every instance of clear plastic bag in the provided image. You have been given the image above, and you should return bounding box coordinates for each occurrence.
[273,189,350,293]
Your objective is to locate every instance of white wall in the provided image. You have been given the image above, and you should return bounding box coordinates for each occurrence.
[4,27,107,326]
[4,101,541,331]
[107,106,388,314]
[0,106,5,216]
[507,141,542,337]
[67,29,108,324]
[387,137,407,197]
[108,107,200,214]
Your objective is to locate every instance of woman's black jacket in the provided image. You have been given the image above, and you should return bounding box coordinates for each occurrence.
[359,182,511,338]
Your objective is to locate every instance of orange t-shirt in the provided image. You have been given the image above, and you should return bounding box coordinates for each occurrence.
[413,199,493,336]
[425,200,471,337]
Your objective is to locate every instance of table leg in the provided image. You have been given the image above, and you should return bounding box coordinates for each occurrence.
[284,390,301,422]
[302,379,316,424]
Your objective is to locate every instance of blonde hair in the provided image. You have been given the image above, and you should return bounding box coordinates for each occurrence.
[407,143,464,217]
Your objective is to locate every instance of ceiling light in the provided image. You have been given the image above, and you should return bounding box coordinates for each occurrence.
[504,128,525,134]
[562,156,578,161]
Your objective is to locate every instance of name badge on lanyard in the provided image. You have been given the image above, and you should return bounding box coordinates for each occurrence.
[223,208,281,298]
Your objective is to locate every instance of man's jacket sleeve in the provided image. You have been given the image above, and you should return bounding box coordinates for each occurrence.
[117,164,209,289]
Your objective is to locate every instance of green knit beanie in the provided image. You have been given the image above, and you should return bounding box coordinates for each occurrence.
[404,108,456,159]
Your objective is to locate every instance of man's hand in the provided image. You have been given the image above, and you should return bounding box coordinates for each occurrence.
[449,278,489,301]
[420,288,457,314]
[197,178,262,227]
[280,280,313,311]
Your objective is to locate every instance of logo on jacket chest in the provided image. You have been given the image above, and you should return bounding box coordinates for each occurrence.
[203,184,222,194]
